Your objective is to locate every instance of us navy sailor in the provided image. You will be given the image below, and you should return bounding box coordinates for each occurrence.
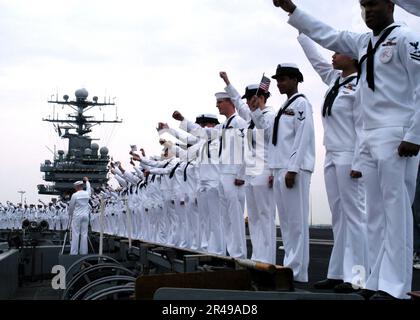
[273,0,420,300]
[221,72,277,264]
[68,177,92,255]
[252,63,315,283]
[297,34,368,292]
[174,93,248,258]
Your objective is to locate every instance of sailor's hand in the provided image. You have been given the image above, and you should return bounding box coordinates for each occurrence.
[350,170,363,179]
[234,179,245,187]
[285,171,297,189]
[219,71,230,86]
[130,152,141,161]
[159,138,166,145]
[248,95,259,112]
[273,0,297,13]
[83,176,89,182]
[130,158,135,166]
[158,122,169,130]
[398,141,420,157]
[140,148,146,157]
[172,111,184,122]
[143,170,150,177]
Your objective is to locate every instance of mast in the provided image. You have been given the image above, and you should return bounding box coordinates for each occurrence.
[38,88,122,198]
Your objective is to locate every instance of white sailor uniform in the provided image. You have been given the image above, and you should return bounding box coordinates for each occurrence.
[181,114,248,258]
[68,181,92,255]
[225,83,277,264]
[288,7,420,299]
[298,33,368,284]
[253,92,315,282]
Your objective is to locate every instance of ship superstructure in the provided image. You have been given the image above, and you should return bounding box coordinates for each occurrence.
[38,88,122,197]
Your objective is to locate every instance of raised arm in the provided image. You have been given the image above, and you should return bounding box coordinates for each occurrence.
[158,123,200,146]
[297,33,340,86]
[272,0,364,59]
[288,7,365,59]
[173,111,220,141]
[220,71,251,122]
[83,177,92,196]
[392,0,420,16]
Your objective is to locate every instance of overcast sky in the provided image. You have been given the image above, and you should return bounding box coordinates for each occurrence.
[0,0,418,224]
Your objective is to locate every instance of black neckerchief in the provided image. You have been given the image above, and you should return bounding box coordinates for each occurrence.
[183,161,193,181]
[169,162,181,179]
[272,94,305,146]
[219,115,236,157]
[358,25,399,91]
[248,110,269,149]
[322,75,357,117]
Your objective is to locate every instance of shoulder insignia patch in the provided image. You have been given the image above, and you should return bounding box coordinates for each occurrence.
[297,111,305,121]
[410,42,420,61]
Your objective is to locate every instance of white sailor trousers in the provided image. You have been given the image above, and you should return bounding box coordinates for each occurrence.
[187,196,200,250]
[174,200,188,248]
[197,184,225,255]
[138,207,147,241]
[129,204,138,240]
[246,174,277,264]
[70,214,89,255]
[132,207,140,240]
[155,206,168,245]
[139,207,149,241]
[218,174,247,259]
[148,207,157,243]
[324,152,368,283]
[162,198,176,246]
[363,127,419,299]
[274,169,311,283]
[117,212,126,238]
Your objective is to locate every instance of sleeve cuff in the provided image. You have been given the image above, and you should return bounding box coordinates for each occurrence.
[287,166,299,173]
[403,132,420,146]
[180,119,189,132]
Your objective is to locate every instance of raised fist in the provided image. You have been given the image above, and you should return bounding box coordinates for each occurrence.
[158,122,169,130]
[172,111,184,121]
[219,71,230,85]
[273,0,296,13]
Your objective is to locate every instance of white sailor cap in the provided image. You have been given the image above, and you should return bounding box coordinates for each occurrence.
[215,92,231,101]
[272,63,304,82]
[73,181,84,187]
[241,84,271,99]
[196,113,220,125]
